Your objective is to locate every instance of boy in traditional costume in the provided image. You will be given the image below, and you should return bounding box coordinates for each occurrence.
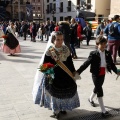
[77,36,120,118]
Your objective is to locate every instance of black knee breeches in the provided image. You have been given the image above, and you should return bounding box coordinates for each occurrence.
[92,74,105,97]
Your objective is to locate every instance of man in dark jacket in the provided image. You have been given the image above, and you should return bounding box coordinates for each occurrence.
[104,15,120,64]
[22,21,28,40]
[59,17,71,51]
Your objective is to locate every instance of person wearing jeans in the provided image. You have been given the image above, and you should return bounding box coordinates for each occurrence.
[104,15,120,64]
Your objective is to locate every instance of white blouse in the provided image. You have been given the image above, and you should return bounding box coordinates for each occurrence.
[98,49,106,67]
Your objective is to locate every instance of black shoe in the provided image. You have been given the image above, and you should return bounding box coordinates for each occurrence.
[60,111,67,114]
[101,111,111,118]
[88,98,96,107]
[53,112,60,119]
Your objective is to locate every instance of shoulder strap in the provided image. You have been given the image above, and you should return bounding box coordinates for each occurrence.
[49,47,75,81]
[7,27,17,39]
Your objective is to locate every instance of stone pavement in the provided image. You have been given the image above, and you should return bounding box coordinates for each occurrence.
[0,37,120,120]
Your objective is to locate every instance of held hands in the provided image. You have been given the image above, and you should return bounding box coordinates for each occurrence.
[73,71,81,80]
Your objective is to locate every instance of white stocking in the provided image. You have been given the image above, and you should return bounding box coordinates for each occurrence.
[90,92,96,102]
[98,97,106,113]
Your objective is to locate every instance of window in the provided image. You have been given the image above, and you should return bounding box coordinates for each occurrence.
[33,7,35,10]
[67,1,71,12]
[77,0,80,5]
[60,2,63,12]
[87,0,91,9]
[49,3,53,12]
[38,7,40,10]
[53,3,56,11]
[46,5,49,13]
[53,17,56,22]
[26,1,30,4]
[60,16,63,21]
[20,0,24,4]
[47,18,50,20]
[68,16,71,21]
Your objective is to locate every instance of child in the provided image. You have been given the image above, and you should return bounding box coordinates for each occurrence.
[76,35,120,117]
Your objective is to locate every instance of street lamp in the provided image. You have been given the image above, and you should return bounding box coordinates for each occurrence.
[51,9,55,21]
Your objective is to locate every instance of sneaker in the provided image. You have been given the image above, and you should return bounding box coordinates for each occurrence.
[101,111,111,118]
[88,98,96,107]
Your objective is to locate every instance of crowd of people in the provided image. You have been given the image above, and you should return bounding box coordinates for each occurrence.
[0,16,91,58]
[1,14,120,119]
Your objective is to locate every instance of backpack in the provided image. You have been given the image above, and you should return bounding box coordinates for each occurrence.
[109,23,118,36]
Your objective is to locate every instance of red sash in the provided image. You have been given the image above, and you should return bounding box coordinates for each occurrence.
[99,67,105,76]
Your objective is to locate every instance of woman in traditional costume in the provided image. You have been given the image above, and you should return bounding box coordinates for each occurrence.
[1,22,21,56]
[32,31,80,118]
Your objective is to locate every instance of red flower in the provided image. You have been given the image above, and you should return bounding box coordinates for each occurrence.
[1,35,8,39]
[39,63,55,72]
[43,63,54,68]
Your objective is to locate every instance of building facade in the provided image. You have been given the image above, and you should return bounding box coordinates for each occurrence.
[5,0,43,21]
[91,0,110,19]
[6,0,27,20]
[44,0,111,22]
[29,0,43,21]
[44,0,83,22]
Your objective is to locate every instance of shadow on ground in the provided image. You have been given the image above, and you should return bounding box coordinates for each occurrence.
[0,53,39,63]
[55,108,120,120]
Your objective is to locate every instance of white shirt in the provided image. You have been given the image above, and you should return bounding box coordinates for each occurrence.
[98,49,106,67]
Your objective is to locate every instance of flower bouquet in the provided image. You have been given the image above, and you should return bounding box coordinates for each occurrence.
[38,63,57,84]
